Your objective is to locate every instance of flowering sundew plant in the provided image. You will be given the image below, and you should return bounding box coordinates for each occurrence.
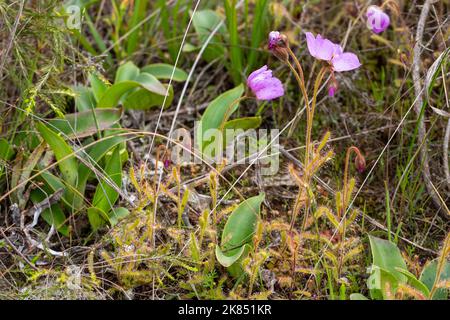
[266,30,363,232]
[0,0,449,304]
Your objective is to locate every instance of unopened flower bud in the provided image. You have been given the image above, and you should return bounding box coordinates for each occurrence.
[328,85,337,97]
[268,31,289,61]
[355,153,366,173]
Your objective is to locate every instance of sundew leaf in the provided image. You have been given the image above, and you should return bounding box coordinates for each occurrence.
[141,63,188,82]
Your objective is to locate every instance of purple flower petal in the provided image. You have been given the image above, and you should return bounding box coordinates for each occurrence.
[254,78,284,100]
[247,66,284,101]
[366,5,390,34]
[305,32,335,61]
[331,52,361,72]
[305,32,318,58]
[247,65,268,86]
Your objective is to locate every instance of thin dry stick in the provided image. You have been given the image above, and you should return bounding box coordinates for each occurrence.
[442,66,450,192]
[412,0,444,214]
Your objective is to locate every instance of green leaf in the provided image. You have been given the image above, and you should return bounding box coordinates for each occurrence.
[36,122,78,188]
[97,76,167,108]
[88,146,122,230]
[197,84,244,153]
[141,63,188,82]
[368,236,408,299]
[349,293,369,300]
[47,108,122,138]
[115,61,140,83]
[223,116,262,131]
[192,10,226,62]
[39,172,73,209]
[30,189,69,236]
[108,207,130,227]
[396,268,430,297]
[123,84,173,110]
[215,244,246,268]
[0,138,15,161]
[133,73,167,96]
[88,73,108,101]
[369,236,407,283]
[367,266,400,300]
[420,258,450,300]
[73,86,96,111]
[220,193,264,254]
[87,207,108,231]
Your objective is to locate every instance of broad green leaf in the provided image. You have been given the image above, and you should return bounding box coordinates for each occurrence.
[87,206,108,231]
[192,10,226,62]
[141,63,188,82]
[36,122,78,188]
[30,189,69,236]
[368,236,408,299]
[220,193,264,253]
[88,73,108,101]
[197,84,244,152]
[368,266,400,300]
[123,84,173,110]
[88,146,122,230]
[215,244,246,268]
[420,258,450,300]
[47,108,122,138]
[73,86,96,111]
[0,138,15,161]
[349,293,369,300]
[369,236,407,283]
[39,172,73,209]
[97,76,167,108]
[108,207,130,227]
[223,116,262,131]
[134,73,167,95]
[396,268,430,297]
[115,61,140,83]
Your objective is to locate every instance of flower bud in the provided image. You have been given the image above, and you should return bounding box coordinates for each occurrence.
[328,85,337,97]
[268,31,289,61]
[355,153,366,173]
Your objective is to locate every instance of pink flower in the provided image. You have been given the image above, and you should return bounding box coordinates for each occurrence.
[366,5,390,34]
[247,65,284,101]
[305,32,361,72]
